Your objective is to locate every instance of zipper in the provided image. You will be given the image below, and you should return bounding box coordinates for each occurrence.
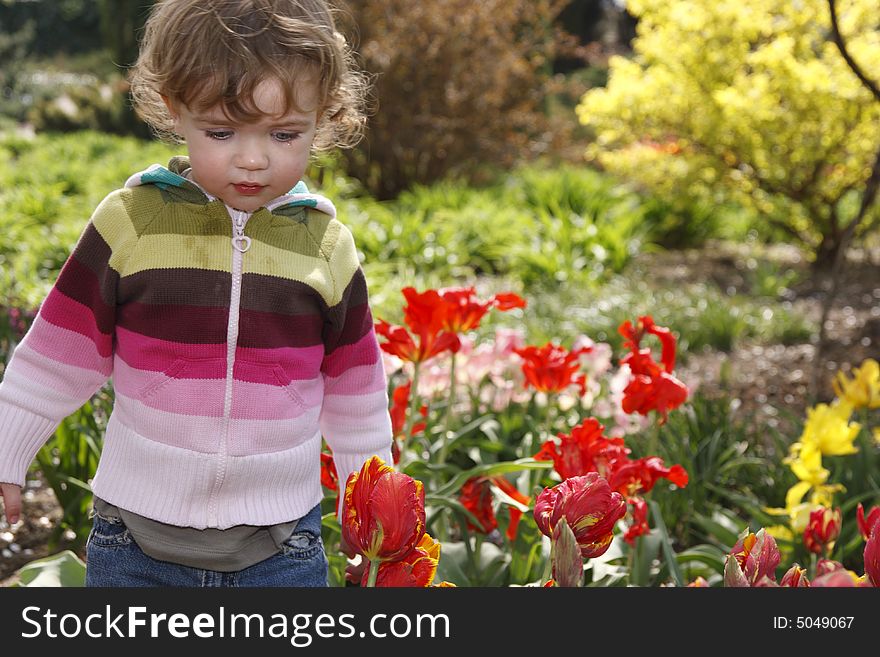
[206,206,252,527]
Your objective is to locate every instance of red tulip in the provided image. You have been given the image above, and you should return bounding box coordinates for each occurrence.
[459,477,497,534]
[342,456,426,563]
[389,382,427,438]
[493,476,530,541]
[320,450,340,514]
[534,473,627,559]
[811,570,858,587]
[803,507,841,556]
[857,503,880,541]
[816,559,844,576]
[619,316,688,423]
[320,451,338,492]
[686,576,710,587]
[438,286,526,336]
[514,342,590,395]
[607,456,689,498]
[780,564,810,587]
[458,475,530,541]
[723,528,781,587]
[375,319,459,364]
[623,496,650,546]
[363,533,440,587]
[533,417,630,481]
[866,521,880,587]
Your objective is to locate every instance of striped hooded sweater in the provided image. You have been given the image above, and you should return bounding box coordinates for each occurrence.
[0,158,393,529]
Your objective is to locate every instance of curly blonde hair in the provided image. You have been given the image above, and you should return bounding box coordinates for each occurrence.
[129,0,367,150]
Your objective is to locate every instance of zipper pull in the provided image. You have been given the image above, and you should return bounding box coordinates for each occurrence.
[232,235,252,252]
[230,209,252,252]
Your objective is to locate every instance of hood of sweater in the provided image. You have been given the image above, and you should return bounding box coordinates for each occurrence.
[124,155,336,219]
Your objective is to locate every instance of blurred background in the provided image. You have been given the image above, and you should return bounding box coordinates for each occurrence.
[0,1,878,586]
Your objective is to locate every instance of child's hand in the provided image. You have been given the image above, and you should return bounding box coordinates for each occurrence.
[0,482,21,525]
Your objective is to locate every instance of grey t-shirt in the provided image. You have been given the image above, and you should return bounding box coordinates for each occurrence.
[93,497,298,572]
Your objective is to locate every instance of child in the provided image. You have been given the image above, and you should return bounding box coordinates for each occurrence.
[0,0,392,586]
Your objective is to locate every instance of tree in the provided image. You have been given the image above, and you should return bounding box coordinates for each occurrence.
[576,0,880,269]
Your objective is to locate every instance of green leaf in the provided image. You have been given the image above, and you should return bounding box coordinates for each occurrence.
[629,528,663,587]
[14,550,86,587]
[649,500,684,587]
[432,458,551,498]
[551,518,583,587]
[434,540,510,587]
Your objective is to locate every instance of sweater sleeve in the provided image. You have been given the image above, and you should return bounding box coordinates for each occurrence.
[318,224,393,499]
[0,190,135,486]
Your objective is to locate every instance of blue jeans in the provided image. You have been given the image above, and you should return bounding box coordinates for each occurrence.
[85,504,328,587]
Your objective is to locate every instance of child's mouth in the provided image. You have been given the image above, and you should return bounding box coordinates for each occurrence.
[234,183,264,195]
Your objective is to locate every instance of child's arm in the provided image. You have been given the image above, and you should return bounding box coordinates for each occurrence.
[318,229,393,508]
[0,190,134,490]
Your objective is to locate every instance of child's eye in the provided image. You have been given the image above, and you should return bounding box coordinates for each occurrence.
[273,131,300,142]
[205,130,233,140]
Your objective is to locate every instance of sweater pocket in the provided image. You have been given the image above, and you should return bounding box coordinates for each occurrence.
[271,364,307,410]
[133,357,226,419]
[137,358,189,398]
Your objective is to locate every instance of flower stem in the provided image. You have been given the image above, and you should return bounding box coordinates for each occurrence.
[404,362,422,449]
[366,559,380,587]
[437,352,457,466]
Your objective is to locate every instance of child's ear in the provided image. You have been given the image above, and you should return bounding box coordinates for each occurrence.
[161,95,180,124]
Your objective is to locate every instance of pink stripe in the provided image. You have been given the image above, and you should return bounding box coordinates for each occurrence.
[323,361,387,396]
[115,327,324,383]
[112,396,321,456]
[322,332,380,378]
[10,343,107,403]
[39,288,112,357]
[112,358,225,417]
[113,358,321,420]
[236,345,324,384]
[23,315,113,376]
[111,396,226,453]
[231,376,321,420]
[115,326,225,372]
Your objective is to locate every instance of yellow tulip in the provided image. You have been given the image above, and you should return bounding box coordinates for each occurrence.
[784,441,829,485]
[832,359,880,410]
[798,401,860,456]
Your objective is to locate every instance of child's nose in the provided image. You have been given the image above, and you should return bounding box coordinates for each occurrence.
[234,141,269,170]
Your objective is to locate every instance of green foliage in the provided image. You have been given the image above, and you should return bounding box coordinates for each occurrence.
[34,390,112,551]
[0,131,180,308]
[635,394,779,548]
[520,269,814,358]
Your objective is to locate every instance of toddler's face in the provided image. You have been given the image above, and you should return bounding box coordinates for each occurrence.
[169,78,319,212]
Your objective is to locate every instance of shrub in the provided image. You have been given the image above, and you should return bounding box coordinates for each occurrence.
[338,0,574,199]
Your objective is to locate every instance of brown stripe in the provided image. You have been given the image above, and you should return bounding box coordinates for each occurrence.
[54,255,116,334]
[117,302,229,344]
[323,269,373,352]
[238,308,324,349]
[116,301,326,348]
[68,224,118,306]
[240,273,328,316]
[324,303,374,354]
[119,268,232,307]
